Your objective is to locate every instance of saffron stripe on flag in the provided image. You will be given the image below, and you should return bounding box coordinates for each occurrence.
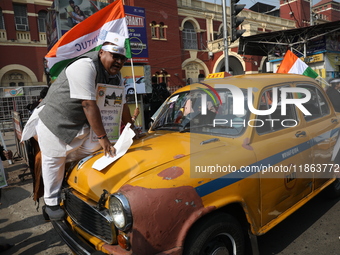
[277,50,298,74]
[46,0,129,80]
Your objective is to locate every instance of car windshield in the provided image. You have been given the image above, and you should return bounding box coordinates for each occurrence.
[124,78,134,84]
[151,88,249,136]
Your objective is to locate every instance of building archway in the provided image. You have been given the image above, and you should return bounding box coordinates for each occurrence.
[180,17,200,32]
[182,59,209,84]
[214,54,245,75]
[0,64,37,87]
[260,57,269,73]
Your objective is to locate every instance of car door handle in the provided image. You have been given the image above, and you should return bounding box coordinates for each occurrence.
[331,118,338,124]
[295,131,306,137]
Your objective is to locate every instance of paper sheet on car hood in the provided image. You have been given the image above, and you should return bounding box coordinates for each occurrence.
[92,123,135,171]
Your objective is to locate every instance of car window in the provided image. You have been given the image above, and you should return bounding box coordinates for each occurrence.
[125,78,134,84]
[256,85,299,135]
[137,77,144,84]
[151,88,250,136]
[296,84,330,121]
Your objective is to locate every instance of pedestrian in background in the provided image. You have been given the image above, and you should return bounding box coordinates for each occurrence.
[150,77,170,116]
[0,144,12,204]
[326,78,340,112]
[26,87,49,114]
[0,144,13,252]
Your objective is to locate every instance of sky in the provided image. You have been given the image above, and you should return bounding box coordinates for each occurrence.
[203,0,320,10]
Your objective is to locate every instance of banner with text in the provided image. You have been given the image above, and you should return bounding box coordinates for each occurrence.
[92,84,124,143]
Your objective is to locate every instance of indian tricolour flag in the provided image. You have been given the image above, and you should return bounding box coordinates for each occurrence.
[45,0,130,80]
[276,50,318,79]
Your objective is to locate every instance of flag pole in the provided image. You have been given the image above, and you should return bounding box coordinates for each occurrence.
[129,58,138,108]
[129,58,140,129]
[316,76,330,88]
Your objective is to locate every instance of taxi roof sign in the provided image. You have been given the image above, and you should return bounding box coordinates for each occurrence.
[205,72,232,80]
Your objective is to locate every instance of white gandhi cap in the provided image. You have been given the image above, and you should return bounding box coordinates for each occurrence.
[102,32,126,57]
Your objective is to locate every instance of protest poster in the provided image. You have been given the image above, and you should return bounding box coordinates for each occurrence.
[91,84,124,142]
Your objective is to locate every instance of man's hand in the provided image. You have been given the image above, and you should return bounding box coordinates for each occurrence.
[98,137,116,157]
[133,107,140,118]
[82,100,116,157]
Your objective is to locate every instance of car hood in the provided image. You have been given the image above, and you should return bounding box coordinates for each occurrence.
[66,132,234,201]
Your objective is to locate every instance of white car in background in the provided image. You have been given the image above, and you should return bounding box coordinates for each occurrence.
[124,76,146,94]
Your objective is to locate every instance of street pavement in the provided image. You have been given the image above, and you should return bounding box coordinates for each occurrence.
[0,131,71,255]
[0,130,339,254]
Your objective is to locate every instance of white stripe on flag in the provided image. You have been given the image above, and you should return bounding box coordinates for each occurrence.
[288,58,308,75]
[47,19,128,68]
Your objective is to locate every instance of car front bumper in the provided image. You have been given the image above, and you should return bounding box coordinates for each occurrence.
[52,220,106,255]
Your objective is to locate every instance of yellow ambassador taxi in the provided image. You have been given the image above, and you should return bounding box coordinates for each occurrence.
[53,73,340,255]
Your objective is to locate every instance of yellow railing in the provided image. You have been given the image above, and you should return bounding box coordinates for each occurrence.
[16,31,31,42]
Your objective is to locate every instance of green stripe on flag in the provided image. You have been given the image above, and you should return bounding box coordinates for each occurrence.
[125,38,132,59]
[49,46,102,80]
[302,67,318,79]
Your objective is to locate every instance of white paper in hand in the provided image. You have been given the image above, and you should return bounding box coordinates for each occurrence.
[92,123,135,171]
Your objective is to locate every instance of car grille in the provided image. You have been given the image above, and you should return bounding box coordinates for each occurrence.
[63,189,115,244]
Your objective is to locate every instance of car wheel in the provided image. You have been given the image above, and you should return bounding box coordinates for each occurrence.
[184,213,245,255]
[325,178,340,198]
[127,88,134,94]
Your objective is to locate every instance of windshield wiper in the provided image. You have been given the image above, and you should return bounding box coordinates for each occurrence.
[153,123,183,130]
[179,124,211,133]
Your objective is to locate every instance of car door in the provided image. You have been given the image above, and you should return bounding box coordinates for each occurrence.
[250,83,313,227]
[296,83,339,190]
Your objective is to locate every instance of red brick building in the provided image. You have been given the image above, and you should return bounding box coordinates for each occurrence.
[313,0,340,22]
[1,0,340,97]
[125,0,184,88]
[280,0,312,27]
[0,0,50,87]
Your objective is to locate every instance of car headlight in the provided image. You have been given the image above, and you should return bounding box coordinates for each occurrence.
[109,193,132,231]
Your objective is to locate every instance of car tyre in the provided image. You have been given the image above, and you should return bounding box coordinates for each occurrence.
[184,213,245,255]
[325,178,340,198]
[127,88,134,95]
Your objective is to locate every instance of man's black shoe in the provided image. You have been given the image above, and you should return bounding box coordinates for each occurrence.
[0,243,14,252]
[45,205,65,221]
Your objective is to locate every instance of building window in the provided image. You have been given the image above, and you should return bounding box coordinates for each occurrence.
[150,21,158,39]
[38,11,47,32]
[159,22,167,40]
[183,21,197,49]
[0,9,5,30]
[13,4,29,31]
[215,26,224,39]
[8,72,25,87]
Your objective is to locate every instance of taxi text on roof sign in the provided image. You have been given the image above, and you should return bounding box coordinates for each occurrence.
[205,72,232,80]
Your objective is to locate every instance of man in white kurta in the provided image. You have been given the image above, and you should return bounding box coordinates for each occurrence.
[21,32,134,220]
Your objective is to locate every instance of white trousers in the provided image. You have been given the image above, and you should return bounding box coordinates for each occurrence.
[37,119,101,206]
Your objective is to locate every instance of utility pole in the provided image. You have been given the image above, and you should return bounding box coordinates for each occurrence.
[310,0,313,26]
[222,0,229,72]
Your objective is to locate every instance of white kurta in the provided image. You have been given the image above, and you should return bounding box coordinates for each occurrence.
[21,58,102,205]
